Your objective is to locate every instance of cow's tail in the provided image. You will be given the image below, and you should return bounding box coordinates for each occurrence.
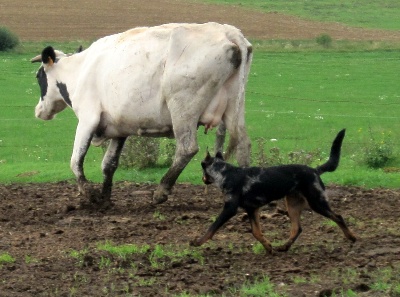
[223,27,252,166]
[315,129,346,175]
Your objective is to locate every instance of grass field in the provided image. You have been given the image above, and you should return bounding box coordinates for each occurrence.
[200,0,400,30]
[0,45,399,188]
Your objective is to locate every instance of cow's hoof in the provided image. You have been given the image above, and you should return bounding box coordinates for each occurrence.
[152,188,170,204]
[152,194,168,204]
[190,239,201,247]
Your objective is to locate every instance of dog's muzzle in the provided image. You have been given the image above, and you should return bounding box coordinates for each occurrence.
[202,174,213,185]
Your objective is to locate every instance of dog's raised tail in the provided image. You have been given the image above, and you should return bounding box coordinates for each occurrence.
[316,129,346,175]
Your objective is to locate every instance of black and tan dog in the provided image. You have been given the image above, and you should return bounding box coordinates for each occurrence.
[191,129,356,253]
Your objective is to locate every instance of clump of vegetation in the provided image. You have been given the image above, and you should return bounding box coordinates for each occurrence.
[316,33,333,48]
[364,131,394,169]
[0,26,19,51]
[120,137,160,169]
[234,276,286,297]
[102,137,175,169]
[253,138,323,167]
[0,252,15,266]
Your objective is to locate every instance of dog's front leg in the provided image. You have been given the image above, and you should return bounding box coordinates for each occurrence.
[247,208,273,253]
[191,199,238,247]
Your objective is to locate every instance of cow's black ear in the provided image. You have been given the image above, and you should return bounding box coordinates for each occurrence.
[76,45,83,53]
[41,46,56,65]
[215,151,224,160]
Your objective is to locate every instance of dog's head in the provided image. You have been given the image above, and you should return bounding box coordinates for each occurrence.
[201,151,224,185]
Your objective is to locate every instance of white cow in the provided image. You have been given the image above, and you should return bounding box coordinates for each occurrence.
[31,22,252,206]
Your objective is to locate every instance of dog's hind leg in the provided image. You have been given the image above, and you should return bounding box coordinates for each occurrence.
[275,193,307,252]
[247,208,273,253]
[305,188,357,243]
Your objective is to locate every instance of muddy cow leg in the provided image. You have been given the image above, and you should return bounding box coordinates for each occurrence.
[100,137,127,205]
[247,208,273,253]
[191,197,239,246]
[154,122,199,204]
[70,120,97,198]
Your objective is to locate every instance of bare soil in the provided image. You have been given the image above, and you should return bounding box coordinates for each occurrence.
[1,1,400,296]
[1,0,400,41]
[0,182,399,296]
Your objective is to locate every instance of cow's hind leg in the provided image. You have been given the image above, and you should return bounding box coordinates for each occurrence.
[99,137,127,207]
[214,122,226,154]
[154,123,199,204]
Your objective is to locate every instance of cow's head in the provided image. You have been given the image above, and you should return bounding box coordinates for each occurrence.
[31,46,69,120]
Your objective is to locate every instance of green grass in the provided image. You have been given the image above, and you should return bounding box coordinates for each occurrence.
[199,0,400,30]
[97,241,150,259]
[0,253,15,266]
[0,45,399,188]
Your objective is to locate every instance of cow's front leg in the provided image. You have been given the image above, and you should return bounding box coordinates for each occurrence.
[100,137,127,206]
[70,120,97,203]
[153,124,199,204]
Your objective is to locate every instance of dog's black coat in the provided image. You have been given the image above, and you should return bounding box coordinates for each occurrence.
[192,129,356,252]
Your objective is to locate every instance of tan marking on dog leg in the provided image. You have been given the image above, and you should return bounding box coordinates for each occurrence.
[248,209,273,253]
[191,229,215,247]
[276,194,306,252]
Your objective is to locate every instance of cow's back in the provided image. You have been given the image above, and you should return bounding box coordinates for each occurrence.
[73,23,250,140]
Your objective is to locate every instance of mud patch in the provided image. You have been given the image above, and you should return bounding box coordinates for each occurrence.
[0,182,399,296]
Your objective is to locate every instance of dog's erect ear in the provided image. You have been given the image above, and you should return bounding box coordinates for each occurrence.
[202,149,212,169]
[204,149,211,161]
[215,151,224,160]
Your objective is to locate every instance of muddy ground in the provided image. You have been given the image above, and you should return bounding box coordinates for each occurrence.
[0,182,399,296]
[1,0,400,41]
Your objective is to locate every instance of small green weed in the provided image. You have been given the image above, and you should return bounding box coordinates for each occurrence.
[322,219,337,228]
[369,266,400,295]
[0,26,19,51]
[236,276,286,297]
[98,256,112,269]
[329,289,357,297]
[316,33,333,48]
[251,242,266,255]
[97,241,150,259]
[364,130,394,168]
[253,138,323,167]
[153,210,166,221]
[0,253,15,266]
[68,248,89,267]
[101,137,175,169]
[24,255,39,264]
[149,244,204,268]
[292,276,307,284]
